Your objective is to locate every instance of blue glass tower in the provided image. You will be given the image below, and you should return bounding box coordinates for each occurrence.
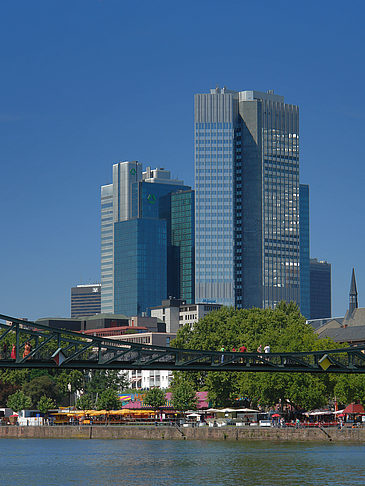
[114,219,167,316]
[299,184,310,318]
[195,87,302,309]
[101,162,191,316]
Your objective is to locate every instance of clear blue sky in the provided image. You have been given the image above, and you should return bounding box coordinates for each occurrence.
[1,0,364,320]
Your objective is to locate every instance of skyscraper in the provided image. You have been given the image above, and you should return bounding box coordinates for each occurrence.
[310,258,331,319]
[170,190,195,304]
[101,161,142,313]
[71,284,101,318]
[195,87,301,310]
[101,161,191,316]
[299,184,310,318]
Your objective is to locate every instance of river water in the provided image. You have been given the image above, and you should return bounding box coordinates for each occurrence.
[1,439,364,485]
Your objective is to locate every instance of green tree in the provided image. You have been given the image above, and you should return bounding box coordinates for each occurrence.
[7,390,32,412]
[97,389,121,411]
[84,370,129,404]
[172,303,340,410]
[76,394,95,411]
[0,381,20,405]
[171,382,198,414]
[333,374,365,406]
[24,375,60,408]
[144,388,165,412]
[37,395,56,417]
[0,369,30,387]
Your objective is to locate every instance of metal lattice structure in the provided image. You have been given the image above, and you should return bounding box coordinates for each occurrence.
[1,313,365,373]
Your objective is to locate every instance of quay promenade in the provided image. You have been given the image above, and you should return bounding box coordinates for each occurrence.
[1,425,365,442]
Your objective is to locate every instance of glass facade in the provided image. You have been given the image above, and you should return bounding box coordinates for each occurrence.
[299,184,310,318]
[101,161,142,314]
[310,259,331,319]
[194,91,237,305]
[71,284,101,318]
[195,88,302,310]
[170,190,195,303]
[101,161,192,316]
[114,219,167,316]
[101,184,114,313]
[258,97,300,308]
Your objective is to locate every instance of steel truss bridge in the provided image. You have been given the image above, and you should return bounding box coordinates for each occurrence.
[0,313,365,373]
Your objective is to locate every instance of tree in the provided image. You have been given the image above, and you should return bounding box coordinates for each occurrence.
[37,395,56,419]
[97,389,121,411]
[172,303,340,410]
[7,390,32,412]
[171,382,198,414]
[84,370,129,405]
[24,375,60,408]
[333,374,365,406]
[0,381,20,405]
[144,388,166,412]
[76,394,95,411]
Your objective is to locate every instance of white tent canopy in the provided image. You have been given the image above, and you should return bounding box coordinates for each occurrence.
[206,408,260,413]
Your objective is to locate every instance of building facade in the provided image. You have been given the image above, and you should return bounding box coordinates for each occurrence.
[299,185,310,318]
[170,190,195,304]
[71,284,101,318]
[101,161,142,313]
[195,87,301,310]
[101,161,191,316]
[310,258,331,319]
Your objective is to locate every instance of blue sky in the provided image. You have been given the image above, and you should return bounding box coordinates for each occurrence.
[1,0,364,320]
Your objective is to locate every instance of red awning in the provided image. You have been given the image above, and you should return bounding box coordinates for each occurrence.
[343,403,365,414]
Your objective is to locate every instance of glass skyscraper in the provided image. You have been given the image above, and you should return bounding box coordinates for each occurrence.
[170,190,195,304]
[101,161,142,313]
[114,218,167,316]
[299,184,310,318]
[195,87,303,310]
[101,161,191,316]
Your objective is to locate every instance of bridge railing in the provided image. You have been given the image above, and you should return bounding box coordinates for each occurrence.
[1,313,365,372]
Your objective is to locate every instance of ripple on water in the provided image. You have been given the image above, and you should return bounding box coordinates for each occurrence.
[0,439,364,486]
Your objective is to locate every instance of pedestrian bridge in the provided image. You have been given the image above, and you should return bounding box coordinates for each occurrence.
[0,313,365,373]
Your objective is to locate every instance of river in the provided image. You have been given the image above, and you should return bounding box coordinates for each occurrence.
[1,439,364,485]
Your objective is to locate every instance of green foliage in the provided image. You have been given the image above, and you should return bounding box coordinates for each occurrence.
[0,369,30,386]
[172,303,340,410]
[7,390,32,412]
[55,370,84,395]
[37,395,56,415]
[0,381,19,406]
[76,394,95,411]
[171,382,198,412]
[97,389,121,411]
[143,388,165,410]
[334,374,365,406]
[23,375,60,408]
[84,370,129,403]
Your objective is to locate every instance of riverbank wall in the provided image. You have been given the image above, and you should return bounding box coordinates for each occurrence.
[1,425,365,442]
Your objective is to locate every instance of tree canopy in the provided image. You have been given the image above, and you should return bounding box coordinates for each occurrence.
[143,388,165,411]
[7,390,32,412]
[172,303,344,410]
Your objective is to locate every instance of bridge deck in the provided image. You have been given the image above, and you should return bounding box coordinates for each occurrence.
[0,313,364,373]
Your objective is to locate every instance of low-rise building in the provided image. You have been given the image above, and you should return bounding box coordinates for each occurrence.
[179,303,222,328]
[311,269,365,345]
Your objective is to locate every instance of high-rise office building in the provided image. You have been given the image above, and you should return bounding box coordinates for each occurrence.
[101,161,142,313]
[299,184,310,318]
[170,190,195,304]
[71,284,101,318]
[310,258,331,319]
[101,161,191,316]
[195,87,301,309]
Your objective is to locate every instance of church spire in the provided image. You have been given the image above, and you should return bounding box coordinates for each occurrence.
[349,268,358,315]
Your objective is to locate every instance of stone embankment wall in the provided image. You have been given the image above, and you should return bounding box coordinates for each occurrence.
[0,426,364,442]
